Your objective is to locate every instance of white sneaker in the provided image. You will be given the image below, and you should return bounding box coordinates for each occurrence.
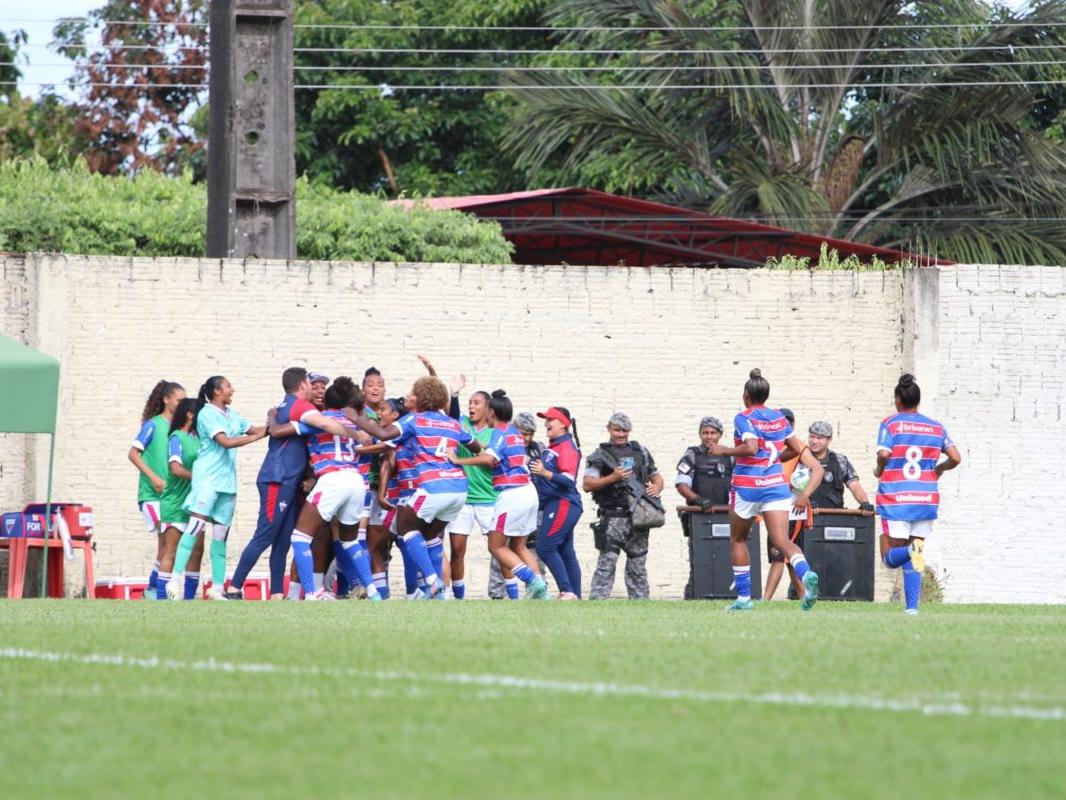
[205,585,228,601]
[305,589,337,602]
[165,574,184,601]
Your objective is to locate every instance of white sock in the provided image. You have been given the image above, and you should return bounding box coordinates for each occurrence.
[287,581,302,600]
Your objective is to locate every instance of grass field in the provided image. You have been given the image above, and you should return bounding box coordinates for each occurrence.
[1,600,1064,799]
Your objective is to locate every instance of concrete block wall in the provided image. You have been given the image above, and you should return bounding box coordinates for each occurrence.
[1,255,908,599]
[2,255,1061,602]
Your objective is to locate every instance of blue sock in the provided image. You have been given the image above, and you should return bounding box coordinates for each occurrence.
[401,533,438,587]
[733,566,751,601]
[884,546,911,569]
[426,537,444,578]
[147,562,159,591]
[155,572,170,600]
[505,578,519,600]
[789,555,810,581]
[291,533,317,595]
[183,572,200,600]
[395,537,420,595]
[513,564,535,585]
[373,572,390,600]
[452,579,465,600]
[903,562,922,611]
[339,540,376,591]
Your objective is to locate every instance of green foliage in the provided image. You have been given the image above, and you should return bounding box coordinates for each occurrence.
[506,0,1066,265]
[293,0,549,196]
[764,243,901,271]
[0,160,513,263]
[0,94,93,166]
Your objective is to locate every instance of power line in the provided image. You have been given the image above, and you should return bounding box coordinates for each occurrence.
[7,17,1066,33]
[7,79,1066,90]
[11,59,1066,73]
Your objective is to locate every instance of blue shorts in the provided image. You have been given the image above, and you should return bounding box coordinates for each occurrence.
[183,487,237,526]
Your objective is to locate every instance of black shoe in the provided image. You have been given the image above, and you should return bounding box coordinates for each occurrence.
[223,589,244,600]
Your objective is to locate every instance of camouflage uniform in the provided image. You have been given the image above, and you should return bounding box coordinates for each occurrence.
[589,515,650,599]
[585,436,659,600]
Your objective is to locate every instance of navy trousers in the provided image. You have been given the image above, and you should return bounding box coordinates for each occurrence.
[231,479,301,594]
[535,498,583,596]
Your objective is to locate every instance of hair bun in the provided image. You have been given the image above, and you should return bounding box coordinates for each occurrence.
[899,373,915,386]
[749,368,762,379]
[491,389,508,399]
[364,367,380,377]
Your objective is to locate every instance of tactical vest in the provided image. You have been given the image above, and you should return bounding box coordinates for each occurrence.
[809,451,847,509]
[689,448,732,505]
[591,440,649,511]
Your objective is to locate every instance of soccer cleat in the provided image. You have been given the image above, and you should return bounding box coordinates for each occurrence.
[426,577,446,600]
[904,608,919,616]
[801,571,820,611]
[908,539,926,573]
[205,585,228,601]
[558,592,579,600]
[525,576,549,600]
[223,589,244,601]
[305,589,337,602]
[368,592,384,603]
[165,576,183,601]
[727,599,755,611]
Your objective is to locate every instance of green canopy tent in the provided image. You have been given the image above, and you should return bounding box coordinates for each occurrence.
[0,334,60,596]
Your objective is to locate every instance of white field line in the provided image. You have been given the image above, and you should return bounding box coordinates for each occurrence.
[0,647,1062,722]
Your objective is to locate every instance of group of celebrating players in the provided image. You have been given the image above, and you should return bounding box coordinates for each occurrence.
[127,359,960,613]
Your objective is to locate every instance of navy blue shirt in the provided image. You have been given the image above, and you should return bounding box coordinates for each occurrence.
[532,434,584,510]
[256,394,309,484]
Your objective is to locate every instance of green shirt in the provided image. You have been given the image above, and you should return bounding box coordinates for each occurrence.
[135,415,171,502]
[192,403,251,495]
[459,416,495,505]
[160,430,199,524]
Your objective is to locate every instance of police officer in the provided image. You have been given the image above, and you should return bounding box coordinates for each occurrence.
[807,421,874,511]
[583,412,663,599]
[674,416,733,598]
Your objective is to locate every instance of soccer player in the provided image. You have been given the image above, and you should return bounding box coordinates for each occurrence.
[351,376,473,599]
[375,397,420,598]
[530,407,584,599]
[450,390,548,600]
[288,376,381,602]
[227,367,314,600]
[875,373,962,614]
[128,380,186,599]
[166,376,267,600]
[445,388,496,600]
[710,369,824,611]
[156,398,202,600]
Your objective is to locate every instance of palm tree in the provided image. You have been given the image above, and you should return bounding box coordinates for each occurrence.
[503,0,1066,264]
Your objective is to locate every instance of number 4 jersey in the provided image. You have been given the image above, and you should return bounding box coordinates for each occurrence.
[876,412,954,521]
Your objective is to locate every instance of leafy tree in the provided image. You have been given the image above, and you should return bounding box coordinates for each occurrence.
[505,0,1066,264]
[53,0,208,174]
[293,0,549,195]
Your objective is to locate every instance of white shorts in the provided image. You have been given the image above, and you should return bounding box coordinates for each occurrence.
[361,488,373,521]
[731,493,793,521]
[446,503,495,536]
[881,518,934,540]
[409,489,466,524]
[386,496,410,535]
[139,500,162,534]
[308,470,366,526]
[369,494,389,527]
[492,483,539,537]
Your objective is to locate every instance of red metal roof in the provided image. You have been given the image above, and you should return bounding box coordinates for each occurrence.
[396,187,945,268]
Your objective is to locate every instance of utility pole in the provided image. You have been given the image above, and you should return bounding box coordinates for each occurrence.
[206,0,295,259]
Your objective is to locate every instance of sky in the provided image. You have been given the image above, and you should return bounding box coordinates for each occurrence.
[3,0,1038,99]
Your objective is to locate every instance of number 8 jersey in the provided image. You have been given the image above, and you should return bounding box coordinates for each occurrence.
[875,412,954,521]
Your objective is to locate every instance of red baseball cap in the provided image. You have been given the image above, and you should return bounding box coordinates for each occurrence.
[537,407,572,427]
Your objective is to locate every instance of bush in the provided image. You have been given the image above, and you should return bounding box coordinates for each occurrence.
[764,242,905,271]
[0,159,513,263]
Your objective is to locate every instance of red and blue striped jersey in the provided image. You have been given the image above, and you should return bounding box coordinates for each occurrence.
[391,411,471,494]
[384,439,419,502]
[731,406,793,503]
[294,403,359,478]
[486,423,531,491]
[876,412,954,521]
